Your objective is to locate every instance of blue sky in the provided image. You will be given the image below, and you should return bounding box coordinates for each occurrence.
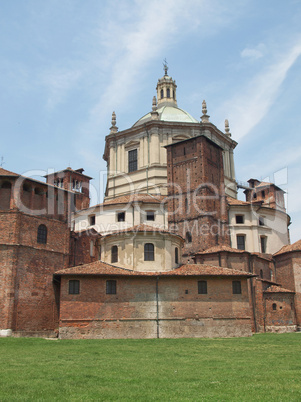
[1,0,301,242]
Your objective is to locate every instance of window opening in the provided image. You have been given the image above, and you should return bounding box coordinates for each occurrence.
[186,231,192,243]
[69,280,80,294]
[235,215,244,224]
[144,243,154,261]
[236,235,245,250]
[146,211,155,221]
[259,217,265,226]
[117,212,125,222]
[106,280,116,294]
[232,281,241,294]
[198,280,207,294]
[37,224,47,244]
[260,236,267,253]
[175,247,179,264]
[89,215,96,226]
[128,149,138,172]
[111,246,118,263]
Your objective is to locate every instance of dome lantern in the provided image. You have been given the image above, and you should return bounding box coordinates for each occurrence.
[156,61,177,107]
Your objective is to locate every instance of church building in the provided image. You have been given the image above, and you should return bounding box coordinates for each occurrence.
[0,66,299,339]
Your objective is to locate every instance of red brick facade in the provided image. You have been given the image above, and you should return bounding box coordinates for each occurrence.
[58,265,253,339]
[166,136,229,262]
[0,170,71,336]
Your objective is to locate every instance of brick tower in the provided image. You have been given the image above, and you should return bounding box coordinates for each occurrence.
[166,135,230,262]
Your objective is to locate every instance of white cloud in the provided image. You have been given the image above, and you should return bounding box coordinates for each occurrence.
[241,43,266,60]
[224,39,301,140]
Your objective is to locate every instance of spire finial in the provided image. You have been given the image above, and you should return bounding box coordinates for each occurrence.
[201,100,210,123]
[225,119,231,136]
[163,58,168,76]
[111,111,116,127]
[152,96,157,111]
[110,111,118,134]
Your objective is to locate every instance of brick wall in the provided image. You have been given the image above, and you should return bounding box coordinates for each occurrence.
[69,230,101,267]
[59,275,252,339]
[166,136,229,260]
[264,292,296,332]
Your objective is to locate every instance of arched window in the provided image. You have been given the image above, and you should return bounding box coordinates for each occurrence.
[160,89,164,99]
[98,244,101,260]
[37,224,47,244]
[23,183,31,192]
[260,269,263,279]
[175,247,179,264]
[1,181,11,189]
[186,231,192,243]
[34,187,43,195]
[111,246,118,263]
[167,88,170,98]
[272,303,277,311]
[144,243,154,261]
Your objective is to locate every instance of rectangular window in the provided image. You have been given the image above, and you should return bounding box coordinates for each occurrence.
[89,215,96,225]
[236,235,245,250]
[106,280,117,294]
[69,280,80,294]
[260,236,267,253]
[117,212,125,222]
[146,211,155,221]
[232,281,241,294]
[128,149,138,172]
[235,215,244,224]
[259,216,265,226]
[198,280,207,294]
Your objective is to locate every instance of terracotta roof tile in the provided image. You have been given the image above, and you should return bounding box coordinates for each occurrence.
[264,285,294,293]
[72,228,101,237]
[274,239,301,256]
[227,196,250,206]
[195,245,247,255]
[0,167,19,177]
[251,252,273,261]
[55,261,254,277]
[103,193,166,206]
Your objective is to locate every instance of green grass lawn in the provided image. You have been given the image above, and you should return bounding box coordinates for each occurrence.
[0,333,300,401]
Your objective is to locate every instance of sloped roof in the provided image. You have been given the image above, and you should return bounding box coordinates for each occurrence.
[274,239,301,256]
[55,261,254,277]
[195,245,247,255]
[227,196,250,206]
[251,252,273,261]
[264,285,294,293]
[0,167,19,177]
[103,193,166,206]
[44,167,92,179]
[72,228,101,237]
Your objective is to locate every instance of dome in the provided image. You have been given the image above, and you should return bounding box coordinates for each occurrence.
[133,105,199,127]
